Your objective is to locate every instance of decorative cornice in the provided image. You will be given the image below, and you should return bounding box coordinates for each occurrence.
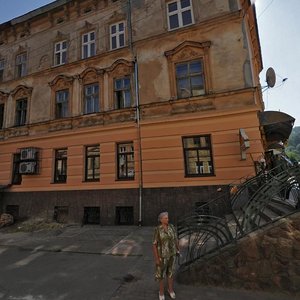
[164,41,212,58]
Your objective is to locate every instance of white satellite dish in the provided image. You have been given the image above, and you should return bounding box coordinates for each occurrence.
[266,67,276,88]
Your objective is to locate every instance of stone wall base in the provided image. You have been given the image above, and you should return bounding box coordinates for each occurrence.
[177,212,300,296]
[2,185,229,226]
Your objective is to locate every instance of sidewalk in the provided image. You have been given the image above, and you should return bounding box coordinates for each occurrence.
[0,225,297,300]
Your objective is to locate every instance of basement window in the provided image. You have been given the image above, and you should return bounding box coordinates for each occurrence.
[53,206,69,223]
[83,207,100,225]
[115,206,134,225]
[6,205,19,221]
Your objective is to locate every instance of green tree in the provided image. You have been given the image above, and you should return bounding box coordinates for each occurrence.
[288,126,300,148]
[287,126,300,162]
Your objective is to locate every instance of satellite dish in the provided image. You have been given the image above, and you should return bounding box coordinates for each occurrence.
[266,67,276,88]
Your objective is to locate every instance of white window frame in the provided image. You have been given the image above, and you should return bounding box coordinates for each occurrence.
[16,53,27,78]
[0,59,4,81]
[167,0,194,31]
[54,40,67,66]
[110,21,126,50]
[82,31,96,59]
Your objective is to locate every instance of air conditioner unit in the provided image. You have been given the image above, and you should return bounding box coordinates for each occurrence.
[19,162,37,174]
[20,148,37,161]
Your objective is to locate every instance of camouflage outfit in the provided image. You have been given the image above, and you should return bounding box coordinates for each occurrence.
[153,224,178,280]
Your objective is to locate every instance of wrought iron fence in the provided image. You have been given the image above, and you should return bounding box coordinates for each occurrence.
[177,164,300,268]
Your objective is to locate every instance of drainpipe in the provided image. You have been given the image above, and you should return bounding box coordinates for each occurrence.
[127,0,143,225]
[134,58,143,226]
[127,0,133,53]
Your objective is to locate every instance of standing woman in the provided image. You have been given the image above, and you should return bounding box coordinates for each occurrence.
[153,212,180,300]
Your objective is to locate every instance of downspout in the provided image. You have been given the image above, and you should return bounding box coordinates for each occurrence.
[135,58,143,226]
[127,0,143,226]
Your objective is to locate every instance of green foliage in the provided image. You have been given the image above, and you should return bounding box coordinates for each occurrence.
[287,126,300,162]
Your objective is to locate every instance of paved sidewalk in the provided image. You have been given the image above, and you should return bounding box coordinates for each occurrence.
[0,225,298,300]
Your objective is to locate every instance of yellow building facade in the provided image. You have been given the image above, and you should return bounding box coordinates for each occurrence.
[0,0,265,225]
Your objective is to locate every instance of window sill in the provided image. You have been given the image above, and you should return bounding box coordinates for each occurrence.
[168,22,194,32]
[109,45,127,53]
[52,63,67,68]
[83,179,100,183]
[184,173,215,178]
[51,181,67,184]
[175,93,206,102]
[116,177,135,181]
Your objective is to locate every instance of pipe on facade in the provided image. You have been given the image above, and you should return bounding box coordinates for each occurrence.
[134,58,143,226]
[127,0,143,225]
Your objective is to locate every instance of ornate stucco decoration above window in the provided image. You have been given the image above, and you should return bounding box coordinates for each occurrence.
[79,67,104,84]
[106,59,134,75]
[10,85,33,99]
[48,74,74,89]
[164,41,212,100]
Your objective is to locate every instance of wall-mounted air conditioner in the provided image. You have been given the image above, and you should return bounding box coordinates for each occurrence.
[20,148,37,161]
[19,162,37,174]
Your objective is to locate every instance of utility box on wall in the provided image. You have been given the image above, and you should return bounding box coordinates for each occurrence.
[18,147,40,175]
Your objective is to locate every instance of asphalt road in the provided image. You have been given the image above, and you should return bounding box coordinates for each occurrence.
[0,246,139,300]
[0,226,298,300]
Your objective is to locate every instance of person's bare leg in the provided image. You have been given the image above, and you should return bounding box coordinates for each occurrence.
[159,280,164,295]
[168,277,174,293]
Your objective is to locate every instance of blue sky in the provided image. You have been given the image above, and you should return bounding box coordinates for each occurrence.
[0,0,299,126]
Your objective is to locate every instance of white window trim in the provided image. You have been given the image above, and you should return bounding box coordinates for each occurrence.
[82,31,96,59]
[54,40,67,66]
[110,21,126,50]
[167,0,194,31]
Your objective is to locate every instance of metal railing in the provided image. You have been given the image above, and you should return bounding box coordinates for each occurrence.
[177,164,300,268]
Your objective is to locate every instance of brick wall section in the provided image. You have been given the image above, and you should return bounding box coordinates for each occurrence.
[177,212,300,296]
[1,185,229,225]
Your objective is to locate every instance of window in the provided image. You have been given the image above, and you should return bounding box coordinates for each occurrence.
[85,145,100,181]
[0,103,4,129]
[15,98,27,126]
[115,206,134,225]
[82,31,96,59]
[176,60,205,98]
[0,59,4,82]
[12,153,22,185]
[54,40,67,66]
[183,135,214,176]
[110,22,125,50]
[117,142,134,180]
[114,77,131,109]
[55,90,69,119]
[167,0,194,30]
[83,207,100,225]
[16,53,27,78]
[54,149,67,183]
[84,83,99,114]
[54,206,69,223]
